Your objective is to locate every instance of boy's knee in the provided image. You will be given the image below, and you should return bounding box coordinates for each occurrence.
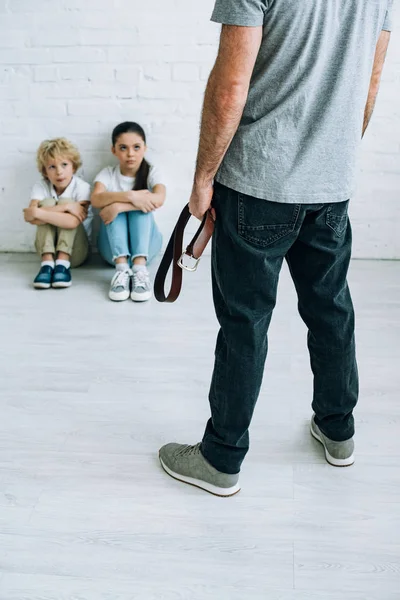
[57,197,73,206]
[38,197,56,208]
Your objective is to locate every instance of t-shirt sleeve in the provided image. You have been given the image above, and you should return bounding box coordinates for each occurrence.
[75,180,91,202]
[148,165,165,191]
[211,0,268,27]
[30,181,48,201]
[382,1,393,31]
[94,167,112,190]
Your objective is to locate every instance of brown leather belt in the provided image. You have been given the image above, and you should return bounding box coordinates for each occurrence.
[154,205,215,303]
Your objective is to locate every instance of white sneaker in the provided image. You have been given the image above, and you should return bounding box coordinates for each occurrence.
[109,268,132,302]
[131,268,152,302]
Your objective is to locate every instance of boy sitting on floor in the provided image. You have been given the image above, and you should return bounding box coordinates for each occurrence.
[24,138,92,289]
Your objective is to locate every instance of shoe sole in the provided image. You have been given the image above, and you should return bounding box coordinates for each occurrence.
[310,423,355,467]
[51,282,72,289]
[131,291,152,302]
[159,456,241,498]
[109,292,130,302]
[33,283,51,289]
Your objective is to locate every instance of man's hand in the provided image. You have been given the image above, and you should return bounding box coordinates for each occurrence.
[100,203,121,225]
[189,182,214,221]
[66,202,88,223]
[131,190,157,214]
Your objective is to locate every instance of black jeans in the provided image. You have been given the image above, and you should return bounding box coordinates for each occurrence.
[201,183,359,474]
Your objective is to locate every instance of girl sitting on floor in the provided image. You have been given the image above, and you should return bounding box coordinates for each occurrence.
[91,121,166,302]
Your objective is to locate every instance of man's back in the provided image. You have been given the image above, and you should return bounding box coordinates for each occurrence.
[212,0,392,203]
[160,0,393,496]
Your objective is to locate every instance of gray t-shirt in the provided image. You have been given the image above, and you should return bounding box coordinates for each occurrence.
[211,0,393,204]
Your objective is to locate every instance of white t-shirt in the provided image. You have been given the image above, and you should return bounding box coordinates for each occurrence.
[30,175,93,239]
[94,164,163,193]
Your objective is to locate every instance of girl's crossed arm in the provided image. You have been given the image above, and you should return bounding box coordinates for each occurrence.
[92,182,166,225]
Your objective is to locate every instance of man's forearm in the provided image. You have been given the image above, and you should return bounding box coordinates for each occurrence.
[194,68,248,185]
[363,30,390,137]
[363,87,379,136]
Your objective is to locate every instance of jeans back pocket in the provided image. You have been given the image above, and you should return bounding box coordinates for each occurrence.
[326,201,349,237]
[238,193,300,248]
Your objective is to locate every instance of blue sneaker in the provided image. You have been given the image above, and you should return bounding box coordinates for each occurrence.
[52,265,72,288]
[33,265,53,289]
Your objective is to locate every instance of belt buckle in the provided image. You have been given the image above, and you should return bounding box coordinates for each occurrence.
[178,252,200,272]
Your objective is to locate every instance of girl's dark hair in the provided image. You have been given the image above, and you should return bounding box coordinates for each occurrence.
[112,121,150,191]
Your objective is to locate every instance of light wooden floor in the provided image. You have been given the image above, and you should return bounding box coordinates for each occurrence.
[0,253,399,599]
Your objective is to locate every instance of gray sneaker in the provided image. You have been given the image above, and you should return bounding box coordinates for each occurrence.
[131,268,152,302]
[159,443,241,497]
[109,268,132,302]
[310,415,355,467]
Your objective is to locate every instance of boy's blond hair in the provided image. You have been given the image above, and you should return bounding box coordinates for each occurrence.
[36,138,82,179]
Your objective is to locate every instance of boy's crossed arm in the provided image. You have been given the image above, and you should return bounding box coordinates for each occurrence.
[23,200,88,229]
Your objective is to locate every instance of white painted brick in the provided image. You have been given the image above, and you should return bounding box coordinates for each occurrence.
[176,98,203,117]
[7,137,44,153]
[59,65,115,82]
[32,118,71,138]
[34,12,135,31]
[67,100,118,116]
[114,84,138,100]
[53,47,106,64]
[9,0,55,12]
[363,131,400,155]
[0,30,26,48]
[33,66,59,82]
[138,80,191,100]
[0,14,32,30]
[200,64,212,81]
[0,80,29,100]
[0,101,15,117]
[143,64,171,82]
[135,98,180,116]
[0,48,51,64]
[80,29,139,46]
[1,117,65,139]
[173,64,200,82]
[31,82,115,100]
[0,66,12,83]
[61,0,114,9]
[115,66,141,85]
[150,118,198,138]
[31,29,80,47]
[14,100,67,118]
[137,28,196,47]
[61,117,106,135]
[362,153,400,174]
[108,45,218,64]
[2,119,31,136]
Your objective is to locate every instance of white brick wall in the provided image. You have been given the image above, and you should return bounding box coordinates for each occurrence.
[0,0,399,258]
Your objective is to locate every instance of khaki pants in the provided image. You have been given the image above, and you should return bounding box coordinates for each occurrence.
[35,198,89,268]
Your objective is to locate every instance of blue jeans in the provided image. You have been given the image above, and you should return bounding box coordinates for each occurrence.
[201,182,359,474]
[98,211,162,266]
